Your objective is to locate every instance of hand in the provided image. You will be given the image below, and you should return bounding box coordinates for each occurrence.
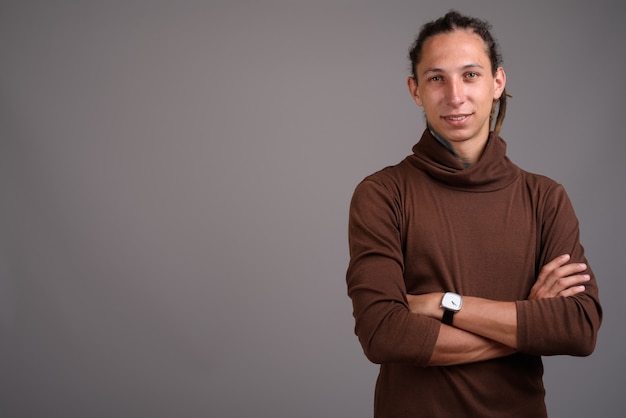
[406,292,444,319]
[528,254,590,300]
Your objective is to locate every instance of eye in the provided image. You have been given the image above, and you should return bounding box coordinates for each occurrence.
[428,75,443,82]
[465,72,479,79]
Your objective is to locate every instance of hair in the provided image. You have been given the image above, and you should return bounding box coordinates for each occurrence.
[408,10,508,136]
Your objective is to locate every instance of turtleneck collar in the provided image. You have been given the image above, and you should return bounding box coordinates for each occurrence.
[407,129,521,192]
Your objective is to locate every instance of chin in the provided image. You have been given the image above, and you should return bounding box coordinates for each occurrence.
[438,130,471,143]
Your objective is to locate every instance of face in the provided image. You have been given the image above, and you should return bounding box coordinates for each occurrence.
[408,29,506,147]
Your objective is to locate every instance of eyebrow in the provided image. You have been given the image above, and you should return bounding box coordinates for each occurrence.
[421,63,485,76]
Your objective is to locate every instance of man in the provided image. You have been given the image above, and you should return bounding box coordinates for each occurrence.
[346,11,601,417]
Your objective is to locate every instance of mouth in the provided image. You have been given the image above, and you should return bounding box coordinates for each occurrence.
[443,114,470,121]
[442,114,472,126]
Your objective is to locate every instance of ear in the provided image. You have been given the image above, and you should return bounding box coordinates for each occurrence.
[493,67,506,99]
[407,76,423,106]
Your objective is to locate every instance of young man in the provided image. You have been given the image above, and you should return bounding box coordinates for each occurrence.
[346,11,602,417]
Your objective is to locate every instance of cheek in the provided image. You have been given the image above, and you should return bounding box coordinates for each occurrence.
[479,87,497,104]
[417,90,440,107]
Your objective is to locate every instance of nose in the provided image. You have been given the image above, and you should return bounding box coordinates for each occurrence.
[445,78,465,106]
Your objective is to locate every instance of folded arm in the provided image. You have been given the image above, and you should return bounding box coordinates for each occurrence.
[410,254,590,364]
[348,179,601,367]
[427,325,515,366]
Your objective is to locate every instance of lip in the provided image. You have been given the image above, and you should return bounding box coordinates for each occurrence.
[442,113,472,126]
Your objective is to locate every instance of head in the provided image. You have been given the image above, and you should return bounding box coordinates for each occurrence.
[407,11,508,139]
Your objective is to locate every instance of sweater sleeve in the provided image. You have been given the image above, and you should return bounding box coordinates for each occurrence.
[346,178,440,366]
[516,183,602,356]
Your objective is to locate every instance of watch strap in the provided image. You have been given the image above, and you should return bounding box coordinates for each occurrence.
[442,309,455,326]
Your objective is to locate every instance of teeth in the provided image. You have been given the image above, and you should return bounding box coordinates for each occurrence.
[447,116,466,121]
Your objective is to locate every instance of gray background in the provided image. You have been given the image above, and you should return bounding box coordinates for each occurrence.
[1,1,624,417]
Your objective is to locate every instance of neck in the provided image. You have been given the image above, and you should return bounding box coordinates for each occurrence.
[428,125,489,167]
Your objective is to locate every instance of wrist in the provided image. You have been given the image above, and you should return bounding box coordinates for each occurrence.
[435,292,446,318]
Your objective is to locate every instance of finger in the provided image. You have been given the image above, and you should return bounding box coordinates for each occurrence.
[555,262,587,277]
[530,271,590,300]
[552,274,591,294]
[558,285,586,298]
[537,254,571,283]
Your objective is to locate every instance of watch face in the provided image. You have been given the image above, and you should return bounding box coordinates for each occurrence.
[441,292,462,312]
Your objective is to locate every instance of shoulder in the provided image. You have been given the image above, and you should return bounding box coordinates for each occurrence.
[518,169,574,214]
[519,169,565,195]
[350,158,415,213]
[355,158,417,194]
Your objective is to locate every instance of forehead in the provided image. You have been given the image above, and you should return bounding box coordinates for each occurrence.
[418,29,491,71]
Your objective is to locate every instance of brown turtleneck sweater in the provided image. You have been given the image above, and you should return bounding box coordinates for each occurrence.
[346,129,602,417]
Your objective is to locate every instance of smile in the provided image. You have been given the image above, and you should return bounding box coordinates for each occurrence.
[444,114,470,121]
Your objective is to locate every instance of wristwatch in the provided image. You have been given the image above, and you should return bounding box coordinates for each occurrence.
[440,292,463,325]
